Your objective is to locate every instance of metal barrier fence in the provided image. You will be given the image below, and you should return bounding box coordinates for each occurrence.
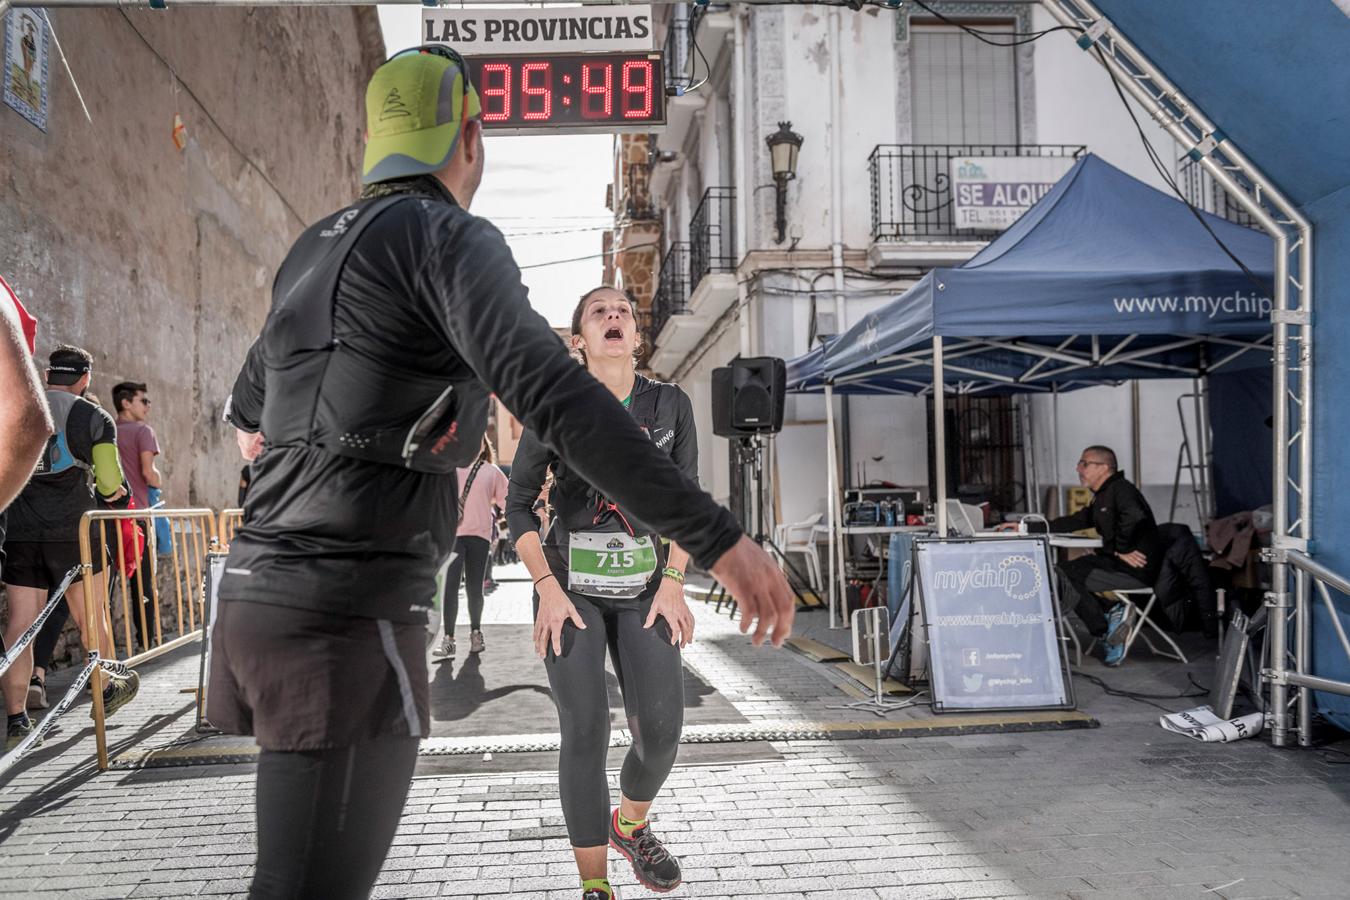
[217,508,244,549]
[78,508,218,769]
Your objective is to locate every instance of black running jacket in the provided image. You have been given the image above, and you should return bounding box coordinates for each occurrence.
[223,180,741,622]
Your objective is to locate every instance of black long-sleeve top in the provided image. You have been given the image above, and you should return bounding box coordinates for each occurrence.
[223,180,740,622]
[1051,471,1163,579]
[506,374,713,574]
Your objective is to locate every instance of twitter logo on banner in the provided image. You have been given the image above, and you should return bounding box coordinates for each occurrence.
[962,673,983,693]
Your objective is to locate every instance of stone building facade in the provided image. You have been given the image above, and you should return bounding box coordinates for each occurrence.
[1,6,384,512]
[603,133,660,364]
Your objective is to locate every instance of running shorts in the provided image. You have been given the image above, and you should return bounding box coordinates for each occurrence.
[207,599,429,751]
[1,537,105,588]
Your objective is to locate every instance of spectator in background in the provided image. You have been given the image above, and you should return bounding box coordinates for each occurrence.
[112,381,162,650]
[112,382,161,511]
[435,435,509,659]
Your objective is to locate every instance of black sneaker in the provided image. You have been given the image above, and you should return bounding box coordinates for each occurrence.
[5,716,42,753]
[27,675,48,710]
[609,809,681,893]
[91,670,140,720]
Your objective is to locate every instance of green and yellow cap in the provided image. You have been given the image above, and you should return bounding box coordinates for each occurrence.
[362,45,482,185]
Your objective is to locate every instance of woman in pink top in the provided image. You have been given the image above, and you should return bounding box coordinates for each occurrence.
[437,436,509,658]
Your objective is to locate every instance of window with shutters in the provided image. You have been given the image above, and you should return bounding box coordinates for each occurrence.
[910,23,1019,145]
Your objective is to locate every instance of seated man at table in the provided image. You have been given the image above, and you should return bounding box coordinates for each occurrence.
[1050,445,1161,666]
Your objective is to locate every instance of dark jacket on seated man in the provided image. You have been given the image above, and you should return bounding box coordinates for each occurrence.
[1051,471,1163,584]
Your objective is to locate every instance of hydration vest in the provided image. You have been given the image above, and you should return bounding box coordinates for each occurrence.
[35,391,96,479]
[256,196,487,473]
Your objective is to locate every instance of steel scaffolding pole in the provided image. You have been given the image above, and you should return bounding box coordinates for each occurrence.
[1042,0,1317,747]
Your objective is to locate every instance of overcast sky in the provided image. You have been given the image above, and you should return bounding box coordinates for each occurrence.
[377,5,614,326]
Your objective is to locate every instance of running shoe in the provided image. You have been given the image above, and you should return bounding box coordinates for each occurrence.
[470,630,485,654]
[582,890,616,900]
[27,675,48,711]
[91,670,140,720]
[1103,640,1127,667]
[434,636,456,659]
[609,809,681,893]
[1104,602,1130,646]
[5,716,41,753]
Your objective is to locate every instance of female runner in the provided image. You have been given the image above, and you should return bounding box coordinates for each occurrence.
[506,286,697,899]
[436,435,508,658]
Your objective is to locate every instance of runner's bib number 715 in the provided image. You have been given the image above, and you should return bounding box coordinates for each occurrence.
[568,531,658,599]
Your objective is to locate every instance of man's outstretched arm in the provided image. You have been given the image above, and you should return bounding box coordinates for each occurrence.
[426,216,794,644]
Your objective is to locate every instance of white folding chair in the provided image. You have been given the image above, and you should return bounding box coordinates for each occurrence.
[777,512,825,591]
[1103,587,1189,664]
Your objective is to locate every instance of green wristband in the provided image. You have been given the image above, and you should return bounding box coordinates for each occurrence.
[661,566,685,584]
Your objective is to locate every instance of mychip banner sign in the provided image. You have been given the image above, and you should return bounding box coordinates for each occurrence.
[949,155,1077,231]
[422,6,653,54]
[915,537,1073,711]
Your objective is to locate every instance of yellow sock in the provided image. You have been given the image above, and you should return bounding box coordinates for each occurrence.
[616,811,646,838]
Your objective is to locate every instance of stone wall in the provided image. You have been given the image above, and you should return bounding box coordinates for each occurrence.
[1,6,384,512]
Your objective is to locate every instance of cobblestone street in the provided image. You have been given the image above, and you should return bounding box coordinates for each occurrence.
[1,570,1348,899]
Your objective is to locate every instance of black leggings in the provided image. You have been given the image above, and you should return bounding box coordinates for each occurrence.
[445,535,490,632]
[250,736,420,899]
[538,586,684,848]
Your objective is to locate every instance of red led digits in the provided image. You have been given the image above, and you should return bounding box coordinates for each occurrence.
[480,63,512,122]
[581,61,613,119]
[621,61,653,118]
[521,62,553,121]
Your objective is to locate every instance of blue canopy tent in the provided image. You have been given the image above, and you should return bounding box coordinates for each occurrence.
[788,153,1274,625]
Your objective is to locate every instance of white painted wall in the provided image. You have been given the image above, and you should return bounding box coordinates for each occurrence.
[1026,378,1205,527]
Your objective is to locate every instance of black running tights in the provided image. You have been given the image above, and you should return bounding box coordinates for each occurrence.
[250,736,419,900]
[445,535,490,633]
[539,588,684,848]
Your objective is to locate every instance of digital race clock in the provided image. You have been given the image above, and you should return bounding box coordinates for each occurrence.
[467,52,666,132]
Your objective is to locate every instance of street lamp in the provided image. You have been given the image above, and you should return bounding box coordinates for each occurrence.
[766,121,803,244]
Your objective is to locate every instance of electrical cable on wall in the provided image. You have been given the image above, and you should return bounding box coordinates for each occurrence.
[118,11,307,227]
[1092,45,1274,298]
[517,242,660,270]
[905,0,1081,46]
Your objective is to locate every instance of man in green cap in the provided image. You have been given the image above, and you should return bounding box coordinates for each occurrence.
[214,46,795,899]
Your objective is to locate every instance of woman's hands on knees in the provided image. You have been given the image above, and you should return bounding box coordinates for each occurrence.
[645,579,695,648]
[534,576,586,659]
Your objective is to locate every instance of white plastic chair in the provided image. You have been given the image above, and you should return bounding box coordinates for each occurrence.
[1098,587,1189,664]
[775,512,825,592]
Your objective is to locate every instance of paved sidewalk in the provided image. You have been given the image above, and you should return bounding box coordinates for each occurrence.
[1,572,1348,899]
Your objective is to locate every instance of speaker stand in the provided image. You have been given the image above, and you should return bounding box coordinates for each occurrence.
[733,436,816,610]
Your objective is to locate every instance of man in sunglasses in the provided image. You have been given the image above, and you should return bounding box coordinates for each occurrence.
[1049,445,1162,666]
[214,46,795,899]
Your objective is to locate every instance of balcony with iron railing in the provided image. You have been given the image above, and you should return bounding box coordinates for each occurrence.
[1178,155,1258,230]
[690,186,736,285]
[869,144,1086,240]
[650,242,690,347]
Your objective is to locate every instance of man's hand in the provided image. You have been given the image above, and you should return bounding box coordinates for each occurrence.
[709,535,794,647]
[236,428,265,462]
[994,523,1018,532]
[1117,550,1147,569]
[644,578,695,647]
